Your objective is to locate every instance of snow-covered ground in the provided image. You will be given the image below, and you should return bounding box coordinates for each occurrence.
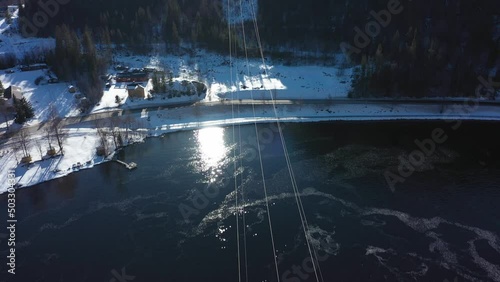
[0,9,54,61]
[112,50,354,103]
[93,78,206,112]
[85,50,354,114]
[0,69,81,124]
[0,127,102,190]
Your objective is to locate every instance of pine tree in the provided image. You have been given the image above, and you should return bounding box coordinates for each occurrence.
[171,22,180,46]
[83,26,97,74]
[391,30,400,60]
[152,73,159,93]
[375,43,384,69]
[5,8,12,24]
[14,97,34,124]
[408,36,417,60]
[117,133,124,147]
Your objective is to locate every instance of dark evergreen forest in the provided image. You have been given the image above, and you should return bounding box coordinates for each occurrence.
[19,0,500,97]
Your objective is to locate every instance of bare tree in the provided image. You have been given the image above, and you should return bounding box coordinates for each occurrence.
[48,105,68,155]
[109,115,123,149]
[0,99,11,131]
[34,139,44,159]
[77,75,103,105]
[44,126,53,151]
[122,110,135,141]
[93,118,110,155]
[17,128,31,158]
[96,127,109,155]
[12,142,21,164]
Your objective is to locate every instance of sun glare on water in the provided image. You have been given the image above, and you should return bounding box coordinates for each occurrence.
[196,127,228,173]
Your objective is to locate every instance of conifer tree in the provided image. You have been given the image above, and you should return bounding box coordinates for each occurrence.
[14,97,35,124]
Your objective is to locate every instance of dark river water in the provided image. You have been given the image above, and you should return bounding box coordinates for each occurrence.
[1,121,500,282]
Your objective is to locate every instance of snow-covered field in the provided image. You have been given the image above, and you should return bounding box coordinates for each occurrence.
[113,50,354,103]
[0,69,81,123]
[0,10,54,61]
[94,78,207,113]
[0,127,102,190]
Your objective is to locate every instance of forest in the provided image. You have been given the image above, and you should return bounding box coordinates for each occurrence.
[18,0,500,98]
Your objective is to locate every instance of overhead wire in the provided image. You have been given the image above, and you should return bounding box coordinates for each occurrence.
[227,1,242,281]
[238,0,281,280]
[247,1,325,281]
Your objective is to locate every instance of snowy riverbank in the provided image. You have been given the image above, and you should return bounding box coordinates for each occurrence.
[1,101,500,194]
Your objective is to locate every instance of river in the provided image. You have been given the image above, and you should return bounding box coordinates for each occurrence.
[1,121,500,282]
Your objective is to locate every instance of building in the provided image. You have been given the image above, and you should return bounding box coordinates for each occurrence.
[0,0,20,17]
[127,83,146,99]
[20,63,48,72]
[3,85,22,100]
[116,71,148,83]
[7,4,16,14]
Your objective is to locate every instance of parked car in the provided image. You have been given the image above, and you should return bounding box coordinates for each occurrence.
[144,67,157,73]
[114,65,129,71]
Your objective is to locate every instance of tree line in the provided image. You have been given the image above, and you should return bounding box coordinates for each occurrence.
[46,25,110,109]
[20,0,231,52]
[19,0,500,98]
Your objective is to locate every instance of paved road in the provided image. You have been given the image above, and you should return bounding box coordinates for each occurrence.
[65,97,500,124]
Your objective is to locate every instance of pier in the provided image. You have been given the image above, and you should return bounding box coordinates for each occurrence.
[115,160,138,170]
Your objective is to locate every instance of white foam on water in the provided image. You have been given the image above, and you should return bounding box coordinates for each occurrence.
[190,185,500,281]
[364,247,407,280]
[427,231,458,266]
[365,246,388,255]
[468,239,500,281]
[306,225,340,255]
[134,211,169,221]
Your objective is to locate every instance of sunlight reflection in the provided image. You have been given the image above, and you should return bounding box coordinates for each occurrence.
[196,127,228,175]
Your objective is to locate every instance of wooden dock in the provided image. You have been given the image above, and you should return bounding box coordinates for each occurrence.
[115,160,138,170]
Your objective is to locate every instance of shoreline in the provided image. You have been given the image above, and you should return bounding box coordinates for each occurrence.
[3,112,500,194]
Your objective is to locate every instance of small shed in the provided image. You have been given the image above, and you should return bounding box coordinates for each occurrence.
[7,5,17,15]
[3,85,22,100]
[127,83,146,98]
